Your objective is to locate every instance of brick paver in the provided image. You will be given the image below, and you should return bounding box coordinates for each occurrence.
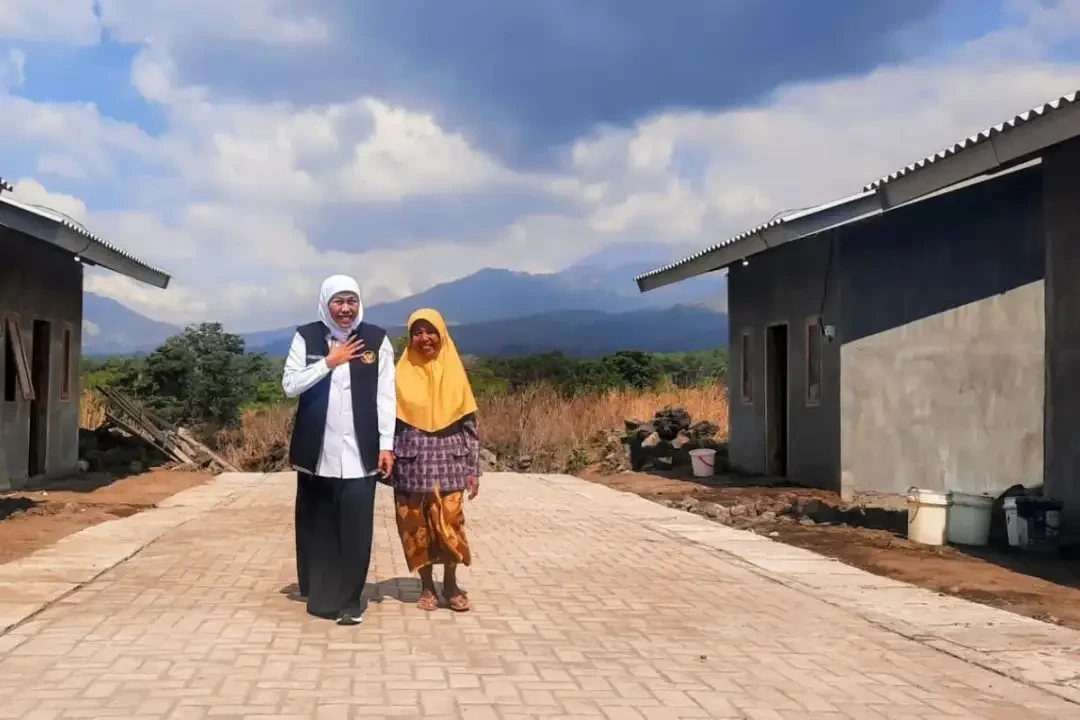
[0,471,1077,719]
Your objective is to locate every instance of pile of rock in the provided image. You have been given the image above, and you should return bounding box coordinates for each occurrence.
[622,406,726,472]
[664,492,907,535]
[597,431,632,475]
[78,427,162,474]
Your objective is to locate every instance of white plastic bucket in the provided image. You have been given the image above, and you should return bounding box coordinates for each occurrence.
[947,492,994,546]
[907,488,950,546]
[689,448,717,477]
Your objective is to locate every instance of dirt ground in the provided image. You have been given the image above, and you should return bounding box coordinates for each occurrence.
[0,471,211,564]
[585,469,1080,631]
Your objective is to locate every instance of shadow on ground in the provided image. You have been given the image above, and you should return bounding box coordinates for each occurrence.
[956,546,1080,591]
[279,577,454,609]
[14,471,150,495]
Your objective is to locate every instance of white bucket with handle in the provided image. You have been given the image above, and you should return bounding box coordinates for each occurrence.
[689,448,717,477]
[907,488,950,546]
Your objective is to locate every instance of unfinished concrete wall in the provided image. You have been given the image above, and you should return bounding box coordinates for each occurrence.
[727,231,841,490]
[0,227,83,490]
[1043,138,1080,524]
[839,167,1045,499]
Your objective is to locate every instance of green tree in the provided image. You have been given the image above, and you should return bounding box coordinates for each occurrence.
[241,354,287,409]
[600,350,661,390]
[138,323,253,427]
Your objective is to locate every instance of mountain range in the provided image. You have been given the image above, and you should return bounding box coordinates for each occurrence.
[83,246,729,357]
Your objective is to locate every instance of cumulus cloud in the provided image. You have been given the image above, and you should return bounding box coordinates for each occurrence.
[9,178,87,222]
[1,0,1080,332]
[0,1,99,45]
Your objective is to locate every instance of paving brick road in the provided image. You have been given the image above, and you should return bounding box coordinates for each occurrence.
[1,471,1078,719]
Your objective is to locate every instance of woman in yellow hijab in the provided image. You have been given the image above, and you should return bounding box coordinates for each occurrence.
[393,308,481,612]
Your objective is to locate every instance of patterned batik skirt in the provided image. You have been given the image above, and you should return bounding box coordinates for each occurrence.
[393,484,472,572]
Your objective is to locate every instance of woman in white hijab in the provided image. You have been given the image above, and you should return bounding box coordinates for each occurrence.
[282,275,397,625]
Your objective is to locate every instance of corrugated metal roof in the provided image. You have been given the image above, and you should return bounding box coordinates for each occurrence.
[633,191,873,286]
[865,90,1079,191]
[0,178,12,193]
[0,195,171,288]
[632,215,788,285]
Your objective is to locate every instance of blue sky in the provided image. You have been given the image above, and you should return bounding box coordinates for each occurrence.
[1,0,1079,330]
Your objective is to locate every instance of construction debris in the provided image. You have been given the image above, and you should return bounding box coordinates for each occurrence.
[94,387,240,473]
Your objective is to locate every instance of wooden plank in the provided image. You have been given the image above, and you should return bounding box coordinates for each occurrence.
[104,410,195,466]
[102,391,198,466]
[98,387,237,472]
[177,427,241,473]
[4,316,35,401]
[104,410,196,465]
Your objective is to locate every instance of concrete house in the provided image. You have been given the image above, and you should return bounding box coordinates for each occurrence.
[0,181,170,490]
[636,91,1080,523]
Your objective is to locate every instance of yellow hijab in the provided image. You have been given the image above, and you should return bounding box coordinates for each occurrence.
[395,308,478,433]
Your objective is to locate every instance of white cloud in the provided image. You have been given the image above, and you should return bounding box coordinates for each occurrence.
[9,178,87,222]
[5,2,1080,332]
[588,180,709,238]
[89,211,199,261]
[83,273,209,324]
[0,0,99,45]
[82,319,100,337]
[338,98,512,202]
[124,48,517,208]
[0,93,159,182]
[36,153,88,180]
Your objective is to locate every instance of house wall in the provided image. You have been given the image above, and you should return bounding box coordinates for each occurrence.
[727,232,842,490]
[0,226,83,490]
[838,167,1045,499]
[1043,138,1080,524]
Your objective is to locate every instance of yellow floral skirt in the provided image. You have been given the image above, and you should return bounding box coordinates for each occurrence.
[393,486,472,572]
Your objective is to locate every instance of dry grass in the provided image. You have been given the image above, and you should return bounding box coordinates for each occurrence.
[79,390,107,430]
[82,384,730,475]
[215,405,294,472]
[479,384,729,464]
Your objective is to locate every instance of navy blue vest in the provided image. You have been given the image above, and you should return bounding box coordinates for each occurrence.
[288,321,388,476]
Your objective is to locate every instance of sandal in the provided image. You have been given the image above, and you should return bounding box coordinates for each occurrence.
[444,589,471,613]
[417,591,439,612]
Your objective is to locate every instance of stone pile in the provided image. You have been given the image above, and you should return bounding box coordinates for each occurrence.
[665,493,908,534]
[622,405,726,472]
[78,427,161,474]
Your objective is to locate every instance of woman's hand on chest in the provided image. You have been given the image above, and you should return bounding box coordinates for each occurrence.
[326,338,365,368]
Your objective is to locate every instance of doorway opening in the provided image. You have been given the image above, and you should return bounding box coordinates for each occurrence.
[765,323,789,477]
[28,320,51,477]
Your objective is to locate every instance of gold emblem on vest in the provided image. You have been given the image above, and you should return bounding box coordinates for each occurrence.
[359,349,377,364]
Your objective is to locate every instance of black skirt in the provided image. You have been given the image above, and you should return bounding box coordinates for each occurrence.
[294,472,377,618]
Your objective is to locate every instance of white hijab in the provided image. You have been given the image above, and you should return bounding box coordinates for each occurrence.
[318,274,364,343]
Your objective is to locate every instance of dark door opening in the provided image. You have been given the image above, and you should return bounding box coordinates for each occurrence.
[765,324,788,477]
[28,320,51,477]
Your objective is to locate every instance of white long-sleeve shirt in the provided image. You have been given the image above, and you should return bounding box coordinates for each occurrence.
[281,331,396,478]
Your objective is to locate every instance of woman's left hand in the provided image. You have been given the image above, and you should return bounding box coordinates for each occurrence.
[465,476,479,500]
[377,451,394,479]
